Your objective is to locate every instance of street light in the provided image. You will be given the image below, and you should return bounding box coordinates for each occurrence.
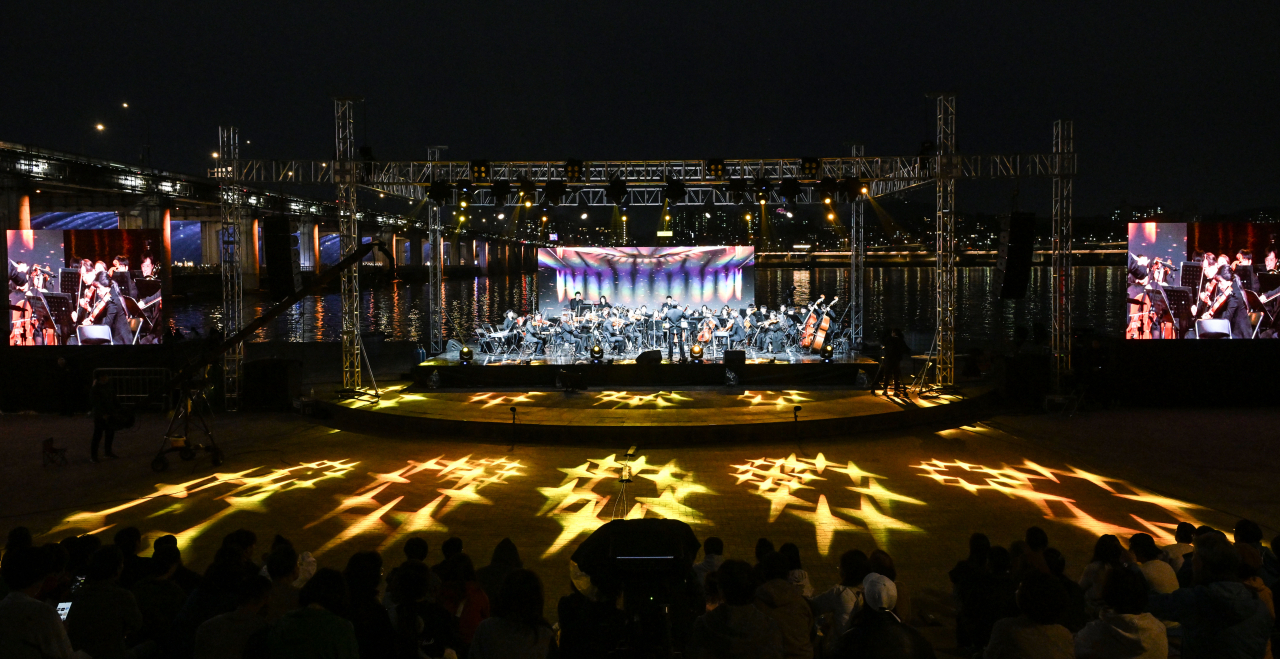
[95,124,105,132]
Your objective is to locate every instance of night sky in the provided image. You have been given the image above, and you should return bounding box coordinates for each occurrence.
[3,1,1276,217]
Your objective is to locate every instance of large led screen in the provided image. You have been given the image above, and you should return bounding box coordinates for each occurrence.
[1125,222,1280,339]
[537,246,755,313]
[8,229,166,346]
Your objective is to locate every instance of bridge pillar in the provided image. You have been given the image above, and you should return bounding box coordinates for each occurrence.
[243,218,260,289]
[410,234,423,267]
[0,178,31,231]
[297,218,318,273]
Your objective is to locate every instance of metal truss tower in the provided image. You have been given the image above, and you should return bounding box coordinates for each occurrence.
[427,202,444,354]
[934,94,958,387]
[849,144,866,350]
[1051,120,1075,389]
[334,98,362,391]
[217,126,245,411]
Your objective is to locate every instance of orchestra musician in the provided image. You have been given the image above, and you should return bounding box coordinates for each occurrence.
[598,295,613,309]
[762,311,785,353]
[520,312,545,355]
[660,295,677,313]
[8,260,30,345]
[1264,249,1278,275]
[728,308,748,346]
[501,309,521,350]
[81,270,132,345]
[569,291,586,315]
[605,308,627,353]
[1232,249,1258,291]
[112,255,138,299]
[1203,267,1252,339]
[556,306,587,355]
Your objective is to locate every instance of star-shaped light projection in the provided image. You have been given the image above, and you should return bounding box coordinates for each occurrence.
[593,391,694,409]
[540,454,713,558]
[467,392,546,408]
[312,455,528,556]
[732,453,922,555]
[737,390,812,409]
[45,460,359,545]
[911,458,1206,543]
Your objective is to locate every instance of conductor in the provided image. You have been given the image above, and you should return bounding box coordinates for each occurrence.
[664,304,689,362]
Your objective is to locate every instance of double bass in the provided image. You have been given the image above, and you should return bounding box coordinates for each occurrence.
[798,295,826,348]
[696,313,716,343]
[808,296,839,352]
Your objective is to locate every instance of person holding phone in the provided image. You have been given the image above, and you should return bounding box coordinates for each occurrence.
[0,546,76,658]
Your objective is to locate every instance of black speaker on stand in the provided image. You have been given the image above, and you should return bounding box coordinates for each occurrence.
[994,212,1035,299]
[263,218,302,300]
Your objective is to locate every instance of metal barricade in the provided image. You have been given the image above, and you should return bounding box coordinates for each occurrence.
[93,368,171,410]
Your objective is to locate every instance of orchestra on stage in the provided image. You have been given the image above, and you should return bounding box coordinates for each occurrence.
[1127,248,1280,340]
[8,250,163,346]
[474,290,845,362]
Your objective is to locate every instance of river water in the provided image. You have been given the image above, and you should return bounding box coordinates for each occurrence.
[168,266,1128,349]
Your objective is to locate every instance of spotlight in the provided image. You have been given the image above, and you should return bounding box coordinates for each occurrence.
[800,157,821,179]
[581,212,588,220]
[525,200,533,208]
[821,343,834,363]
[498,213,505,220]
[590,344,604,362]
[429,180,454,206]
[728,178,749,203]
[779,178,801,203]
[457,179,473,207]
[544,180,568,205]
[662,176,687,204]
[690,344,704,362]
[786,212,794,218]
[753,177,771,202]
[606,176,628,206]
[705,213,712,219]
[705,158,725,179]
[491,180,512,205]
[827,212,836,220]
[470,160,489,180]
[565,159,584,181]
[517,175,537,198]
[459,346,474,364]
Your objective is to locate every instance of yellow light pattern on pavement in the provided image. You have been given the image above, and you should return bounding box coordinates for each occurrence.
[737,390,812,409]
[593,391,694,409]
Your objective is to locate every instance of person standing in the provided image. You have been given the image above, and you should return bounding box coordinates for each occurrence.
[874,329,911,396]
[665,304,689,362]
[90,372,119,463]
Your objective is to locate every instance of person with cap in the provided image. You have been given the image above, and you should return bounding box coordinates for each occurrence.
[831,572,935,658]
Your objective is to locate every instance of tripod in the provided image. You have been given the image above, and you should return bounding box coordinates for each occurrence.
[153,374,224,472]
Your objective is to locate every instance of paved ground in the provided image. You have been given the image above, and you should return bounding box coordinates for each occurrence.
[1,406,1272,655]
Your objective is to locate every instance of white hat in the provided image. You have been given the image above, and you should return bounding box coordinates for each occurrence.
[862,572,898,611]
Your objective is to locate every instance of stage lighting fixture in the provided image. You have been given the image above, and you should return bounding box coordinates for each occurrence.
[727,178,749,203]
[565,159,584,181]
[491,180,512,205]
[690,344,704,362]
[606,176,628,206]
[821,344,834,362]
[525,200,533,208]
[590,344,604,362]
[470,160,489,180]
[779,177,801,202]
[827,212,836,220]
[705,158,725,179]
[581,212,588,220]
[459,346,474,364]
[545,180,568,205]
[801,157,820,179]
[818,177,839,202]
[498,213,506,220]
[753,177,771,202]
[428,180,454,205]
[663,176,687,204]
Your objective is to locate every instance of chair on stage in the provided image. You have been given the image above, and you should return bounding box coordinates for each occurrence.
[1244,289,1274,339]
[76,325,114,345]
[123,296,153,344]
[475,328,502,355]
[41,437,68,468]
[1195,318,1232,339]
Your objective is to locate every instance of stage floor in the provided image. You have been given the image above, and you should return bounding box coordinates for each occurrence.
[327,381,991,444]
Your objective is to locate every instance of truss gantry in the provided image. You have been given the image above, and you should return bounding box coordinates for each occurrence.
[217,126,245,411]
[334,98,363,393]
[1052,120,1075,390]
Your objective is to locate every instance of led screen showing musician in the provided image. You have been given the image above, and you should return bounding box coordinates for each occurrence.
[536,246,755,312]
[7,229,165,346]
[1125,221,1280,339]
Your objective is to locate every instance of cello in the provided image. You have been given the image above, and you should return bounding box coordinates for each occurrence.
[798,295,826,349]
[809,296,839,352]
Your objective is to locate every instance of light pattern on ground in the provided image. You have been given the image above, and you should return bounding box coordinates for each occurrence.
[732,453,924,555]
[737,391,812,409]
[538,454,713,558]
[46,460,359,551]
[466,392,546,408]
[593,391,694,409]
[308,455,528,555]
[912,459,1208,543]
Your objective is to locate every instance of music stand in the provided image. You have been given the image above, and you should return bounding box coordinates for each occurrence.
[1243,289,1273,339]
[59,268,81,296]
[136,278,161,300]
[31,292,76,345]
[1179,263,1202,289]
[1259,273,1280,296]
[1161,286,1195,339]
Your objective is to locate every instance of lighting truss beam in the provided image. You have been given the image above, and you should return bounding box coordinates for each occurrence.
[1051,120,1075,390]
[217,126,244,411]
[334,98,362,392]
[935,94,958,388]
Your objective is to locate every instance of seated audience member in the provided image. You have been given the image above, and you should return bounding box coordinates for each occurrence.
[262,544,301,623]
[152,534,202,594]
[344,551,396,659]
[0,546,75,659]
[66,546,144,659]
[1148,532,1272,659]
[384,536,440,608]
[832,572,935,659]
[754,551,813,659]
[476,538,524,601]
[387,561,458,659]
[1129,533,1178,594]
[983,571,1073,659]
[267,568,359,659]
[432,537,465,581]
[1043,548,1089,634]
[687,559,784,659]
[1015,526,1052,580]
[130,544,188,649]
[692,537,726,590]
[1175,526,1218,589]
[437,553,490,650]
[1080,534,1125,615]
[949,533,991,650]
[972,545,1019,650]
[1233,519,1280,588]
[469,569,556,659]
[1074,566,1167,659]
[870,549,911,622]
[813,550,871,654]
[113,527,150,589]
[1161,523,1196,573]
[193,575,271,659]
[556,564,627,659]
[778,543,813,598]
[1235,543,1275,659]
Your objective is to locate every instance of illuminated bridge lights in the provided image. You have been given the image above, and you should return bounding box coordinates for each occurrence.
[912,459,1207,543]
[732,453,924,555]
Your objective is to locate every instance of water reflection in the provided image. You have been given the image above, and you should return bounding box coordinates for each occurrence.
[167,267,1125,347]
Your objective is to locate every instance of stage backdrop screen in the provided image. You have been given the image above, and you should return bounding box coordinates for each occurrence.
[1125,221,1280,339]
[537,246,755,312]
[7,229,166,346]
